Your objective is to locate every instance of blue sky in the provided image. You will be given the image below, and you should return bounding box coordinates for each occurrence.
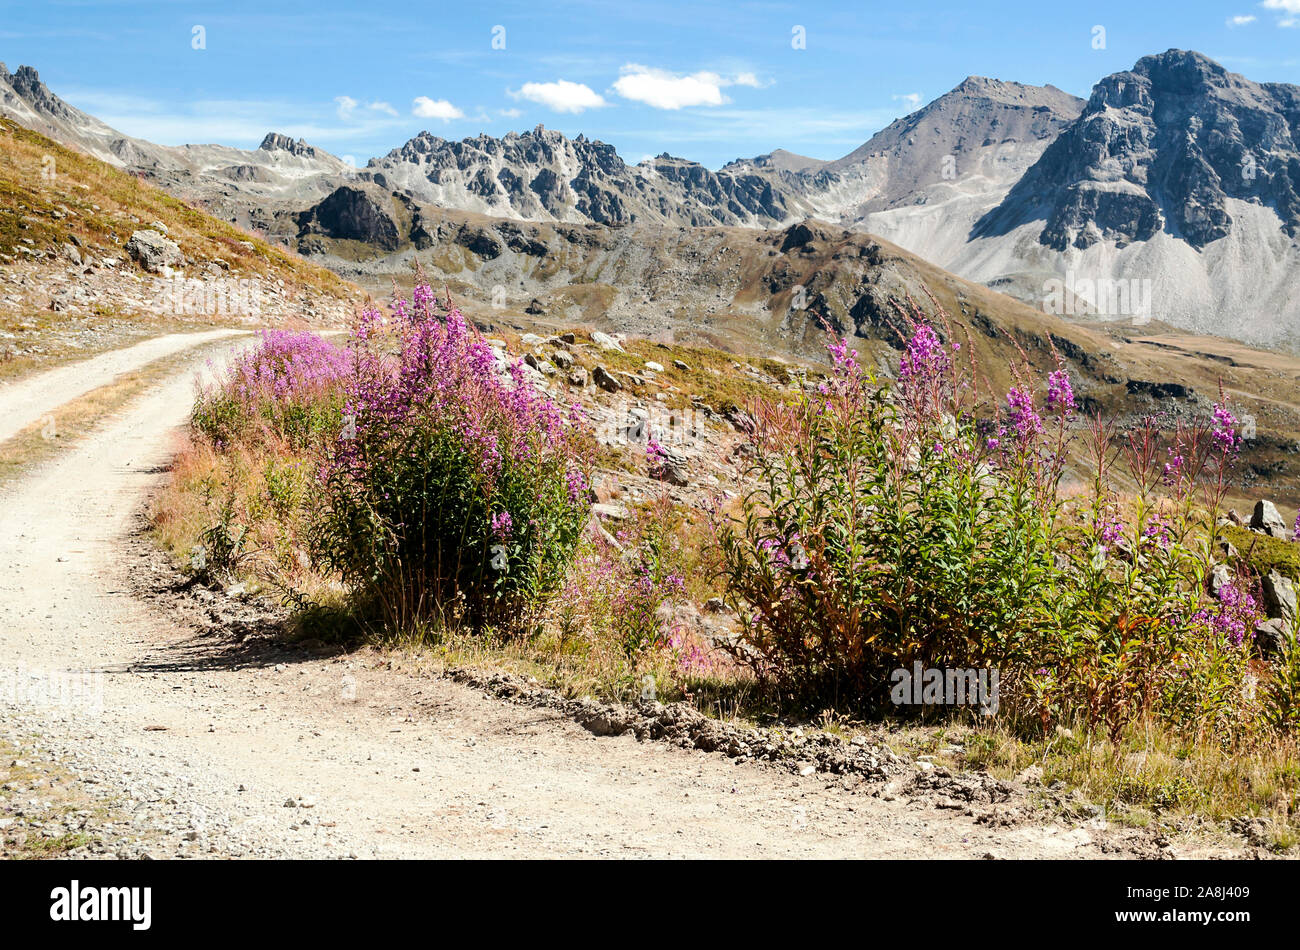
[4,0,1300,168]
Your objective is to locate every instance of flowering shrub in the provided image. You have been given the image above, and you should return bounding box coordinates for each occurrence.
[193,330,351,448]
[713,297,1279,739]
[309,287,591,632]
[713,301,1066,706]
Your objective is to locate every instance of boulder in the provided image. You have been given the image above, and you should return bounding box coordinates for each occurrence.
[1207,563,1232,598]
[567,366,589,388]
[125,229,183,274]
[1250,500,1288,539]
[721,405,756,434]
[592,331,624,352]
[650,443,690,486]
[1254,618,1290,662]
[1261,569,1297,624]
[525,298,546,315]
[592,365,620,393]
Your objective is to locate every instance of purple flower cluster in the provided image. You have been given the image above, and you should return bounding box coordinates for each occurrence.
[566,469,589,505]
[1004,387,1043,441]
[1192,580,1258,647]
[1046,370,1075,415]
[490,510,514,541]
[336,292,572,487]
[898,324,950,388]
[1141,517,1172,549]
[201,330,352,441]
[225,330,351,404]
[826,333,862,387]
[1210,402,1240,457]
[1097,518,1124,547]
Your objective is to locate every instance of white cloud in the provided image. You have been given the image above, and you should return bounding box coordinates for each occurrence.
[498,107,523,118]
[334,95,358,119]
[893,92,923,107]
[1228,14,1257,25]
[412,96,465,121]
[337,96,398,119]
[612,64,767,110]
[1261,0,1300,25]
[508,80,607,114]
[57,89,405,154]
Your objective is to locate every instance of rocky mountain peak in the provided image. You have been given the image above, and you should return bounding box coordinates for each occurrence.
[1,64,77,123]
[977,48,1300,251]
[258,132,319,158]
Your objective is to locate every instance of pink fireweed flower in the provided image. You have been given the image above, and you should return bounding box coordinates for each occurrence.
[1141,517,1171,548]
[1192,581,1258,647]
[898,323,949,385]
[1210,402,1240,456]
[1046,369,1075,415]
[1162,450,1184,486]
[490,510,514,541]
[1004,387,1042,441]
[566,469,589,505]
[826,333,862,384]
[1096,517,1124,547]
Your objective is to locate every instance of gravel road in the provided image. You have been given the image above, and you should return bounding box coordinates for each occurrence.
[0,329,246,444]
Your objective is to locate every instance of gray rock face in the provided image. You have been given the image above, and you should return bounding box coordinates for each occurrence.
[1207,563,1232,598]
[977,50,1300,251]
[295,185,400,251]
[1250,499,1289,539]
[1261,569,1297,624]
[650,443,690,487]
[259,132,319,159]
[1254,618,1289,662]
[125,229,182,274]
[360,126,809,227]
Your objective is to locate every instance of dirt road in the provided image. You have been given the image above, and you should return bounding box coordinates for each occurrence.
[0,339,1214,859]
[0,329,247,444]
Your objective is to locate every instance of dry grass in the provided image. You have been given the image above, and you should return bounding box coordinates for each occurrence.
[951,719,1300,849]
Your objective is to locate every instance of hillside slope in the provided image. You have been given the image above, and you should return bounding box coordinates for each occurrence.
[0,115,360,378]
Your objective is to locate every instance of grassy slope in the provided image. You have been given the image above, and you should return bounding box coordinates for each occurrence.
[0,117,354,296]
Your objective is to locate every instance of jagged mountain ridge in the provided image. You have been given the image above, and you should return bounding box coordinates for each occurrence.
[6,53,1300,346]
[358,126,812,227]
[745,76,1085,219]
[976,50,1300,250]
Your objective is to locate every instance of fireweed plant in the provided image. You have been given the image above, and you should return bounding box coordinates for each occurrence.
[192,329,351,449]
[713,298,1288,740]
[309,285,592,634]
